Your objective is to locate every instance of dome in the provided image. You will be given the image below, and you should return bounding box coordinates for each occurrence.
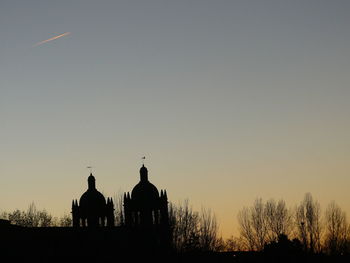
[79,189,106,210]
[131,165,159,205]
[79,174,106,216]
[131,181,159,201]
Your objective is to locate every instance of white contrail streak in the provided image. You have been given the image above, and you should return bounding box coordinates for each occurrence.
[33,32,71,47]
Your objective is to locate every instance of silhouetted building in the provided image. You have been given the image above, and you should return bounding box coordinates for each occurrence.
[124,165,169,228]
[0,166,174,260]
[72,173,114,227]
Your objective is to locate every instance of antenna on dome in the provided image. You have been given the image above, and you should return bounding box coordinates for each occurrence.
[141,156,146,166]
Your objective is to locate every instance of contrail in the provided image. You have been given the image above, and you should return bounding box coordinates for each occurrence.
[33,32,71,47]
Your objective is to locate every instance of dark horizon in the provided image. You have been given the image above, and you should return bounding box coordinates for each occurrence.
[1,164,350,260]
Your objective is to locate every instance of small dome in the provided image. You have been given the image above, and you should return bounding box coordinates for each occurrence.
[79,174,106,216]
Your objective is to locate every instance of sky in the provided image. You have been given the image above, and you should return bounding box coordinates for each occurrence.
[1,0,350,237]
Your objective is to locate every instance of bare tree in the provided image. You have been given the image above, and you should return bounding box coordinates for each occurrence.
[265,199,292,241]
[252,198,269,250]
[7,203,53,227]
[58,213,73,227]
[198,208,219,251]
[324,201,349,254]
[169,200,220,252]
[223,236,248,251]
[238,198,268,251]
[169,200,200,252]
[295,193,323,253]
[238,206,256,250]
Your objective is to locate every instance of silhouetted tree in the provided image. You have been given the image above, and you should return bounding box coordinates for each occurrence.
[198,208,219,251]
[7,203,53,227]
[169,200,220,252]
[295,193,323,253]
[58,213,72,227]
[265,199,293,241]
[238,206,256,250]
[238,198,268,250]
[238,198,294,251]
[264,234,304,259]
[324,201,349,255]
[223,236,247,251]
[169,200,200,252]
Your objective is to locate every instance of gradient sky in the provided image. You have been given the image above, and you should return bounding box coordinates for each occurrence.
[1,0,350,237]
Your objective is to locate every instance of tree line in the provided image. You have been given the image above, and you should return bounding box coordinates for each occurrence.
[233,193,350,255]
[1,193,349,255]
[168,193,350,256]
[0,202,72,227]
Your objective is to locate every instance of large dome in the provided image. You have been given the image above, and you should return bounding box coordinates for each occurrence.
[131,181,159,201]
[79,189,106,209]
[131,165,159,205]
[123,164,170,228]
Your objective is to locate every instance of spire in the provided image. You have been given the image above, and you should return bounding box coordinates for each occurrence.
[88,173,96,190]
